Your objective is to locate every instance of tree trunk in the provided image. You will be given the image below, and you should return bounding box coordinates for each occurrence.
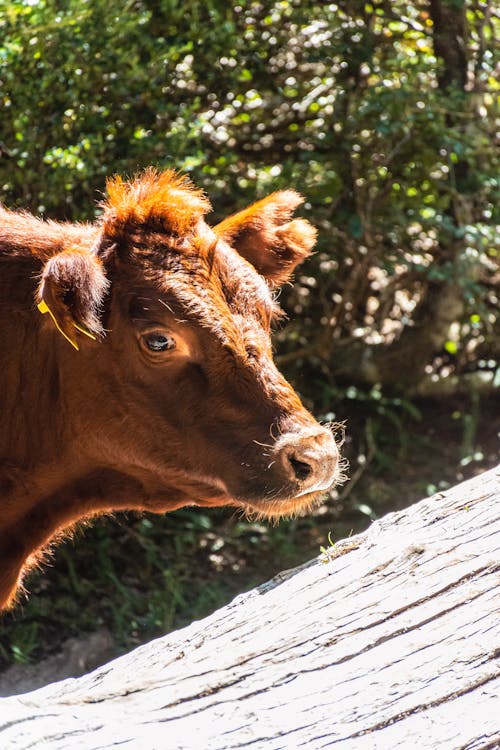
[321,0,474,389]
[0,465,498,749]
[377,0,470,385]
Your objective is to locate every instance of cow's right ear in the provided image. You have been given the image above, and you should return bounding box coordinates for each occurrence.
[37,249,109,350]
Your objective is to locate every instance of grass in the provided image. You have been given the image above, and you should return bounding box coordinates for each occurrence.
[0,507,319,668]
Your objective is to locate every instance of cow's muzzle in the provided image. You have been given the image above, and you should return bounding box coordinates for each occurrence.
[274,426,339,497]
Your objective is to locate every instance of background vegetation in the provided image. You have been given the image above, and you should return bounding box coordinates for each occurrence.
[0,0,498,671]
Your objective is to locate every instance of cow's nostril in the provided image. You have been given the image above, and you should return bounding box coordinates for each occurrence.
[288,455,313,482]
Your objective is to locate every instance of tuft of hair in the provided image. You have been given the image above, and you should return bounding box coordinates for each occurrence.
[103,168,211,237]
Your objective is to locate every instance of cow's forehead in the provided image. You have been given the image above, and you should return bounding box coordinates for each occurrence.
[135,231,278,352]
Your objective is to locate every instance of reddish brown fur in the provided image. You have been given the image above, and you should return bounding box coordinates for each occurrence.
[104,168,211,236]
[0,169,340,610]
[215,190,317,286]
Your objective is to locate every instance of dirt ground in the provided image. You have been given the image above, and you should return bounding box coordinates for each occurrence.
[1,395,498,697]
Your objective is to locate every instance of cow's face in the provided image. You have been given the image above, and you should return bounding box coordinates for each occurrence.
[37,170,341,518]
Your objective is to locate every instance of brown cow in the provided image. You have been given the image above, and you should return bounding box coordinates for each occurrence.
[0,169,340,610]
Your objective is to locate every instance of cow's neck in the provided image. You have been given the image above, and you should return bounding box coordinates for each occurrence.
[0,464,151,610]
[1,257,55,458]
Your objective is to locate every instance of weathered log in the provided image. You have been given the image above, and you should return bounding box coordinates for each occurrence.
[1,466,499,749]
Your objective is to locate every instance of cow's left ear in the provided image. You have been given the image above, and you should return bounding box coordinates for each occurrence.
[213,191,317,286]
[37,249,109,350]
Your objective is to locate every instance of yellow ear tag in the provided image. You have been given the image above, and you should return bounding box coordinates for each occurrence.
[37,300,79,351]
[72,321,97,341]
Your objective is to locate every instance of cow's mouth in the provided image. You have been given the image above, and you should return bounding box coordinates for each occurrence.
[232,457,343,519]
[237,488,330,520]
[192,482,329,519]
[191,463,343,518]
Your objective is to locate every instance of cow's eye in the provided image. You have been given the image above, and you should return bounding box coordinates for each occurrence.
[143,333,176,353]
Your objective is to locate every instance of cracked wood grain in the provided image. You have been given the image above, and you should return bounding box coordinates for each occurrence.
[0,465,499,749]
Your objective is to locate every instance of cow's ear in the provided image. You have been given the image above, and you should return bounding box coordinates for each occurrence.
[37,249,109,350]
[213,191,317,286]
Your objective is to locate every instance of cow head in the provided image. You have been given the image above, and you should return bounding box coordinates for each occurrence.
[37,169,341,518]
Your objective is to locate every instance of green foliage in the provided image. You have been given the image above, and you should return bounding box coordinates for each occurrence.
[2,0,496,394]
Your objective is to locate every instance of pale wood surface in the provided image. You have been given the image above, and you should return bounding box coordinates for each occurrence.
[1,465,499,749]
